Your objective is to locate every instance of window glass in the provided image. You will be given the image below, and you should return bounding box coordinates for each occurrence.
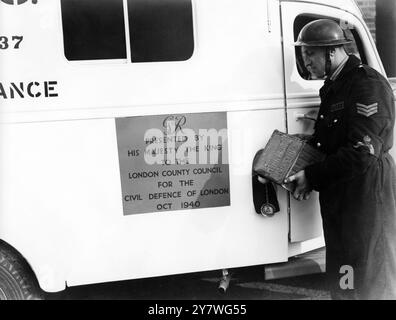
[294,15,367,80]
[127,0,194,62]
[61,0,127,61]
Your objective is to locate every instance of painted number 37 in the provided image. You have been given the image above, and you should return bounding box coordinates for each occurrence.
[0,36,23,50]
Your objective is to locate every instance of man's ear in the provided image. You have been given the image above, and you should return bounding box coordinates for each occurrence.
[329,47,337,57]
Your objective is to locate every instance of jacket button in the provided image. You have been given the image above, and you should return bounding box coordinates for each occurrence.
[317,142,321,147]
[334,119,338,123]
[320,115,324,119]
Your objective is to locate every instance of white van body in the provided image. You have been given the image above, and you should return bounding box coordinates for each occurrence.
[0,0,392,293]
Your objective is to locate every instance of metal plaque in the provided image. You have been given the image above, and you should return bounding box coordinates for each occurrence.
[116,112,230,215]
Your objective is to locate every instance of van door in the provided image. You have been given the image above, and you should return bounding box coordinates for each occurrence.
[280,1,382,242]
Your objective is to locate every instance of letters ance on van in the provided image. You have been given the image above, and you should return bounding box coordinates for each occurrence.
[115,112,230,215]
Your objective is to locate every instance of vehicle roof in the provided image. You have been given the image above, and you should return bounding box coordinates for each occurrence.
[280,0,362,17]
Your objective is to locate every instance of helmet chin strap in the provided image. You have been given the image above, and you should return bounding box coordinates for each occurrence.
[324,47,332,78]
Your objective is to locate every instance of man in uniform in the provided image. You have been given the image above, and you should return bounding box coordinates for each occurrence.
[286,19,396,299]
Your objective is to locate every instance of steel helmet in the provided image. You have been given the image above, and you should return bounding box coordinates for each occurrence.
[294,19,352,47]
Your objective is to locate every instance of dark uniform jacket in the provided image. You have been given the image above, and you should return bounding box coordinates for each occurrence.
[305,55,396,299]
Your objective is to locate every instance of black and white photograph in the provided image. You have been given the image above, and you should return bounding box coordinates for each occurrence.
[0,0,396,306]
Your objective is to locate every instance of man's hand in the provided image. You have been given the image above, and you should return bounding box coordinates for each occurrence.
[284,170,312,201]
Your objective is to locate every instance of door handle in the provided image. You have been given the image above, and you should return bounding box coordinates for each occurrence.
[294,113,316,122]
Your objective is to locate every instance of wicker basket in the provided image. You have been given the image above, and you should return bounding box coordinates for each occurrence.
[253,130,325,190]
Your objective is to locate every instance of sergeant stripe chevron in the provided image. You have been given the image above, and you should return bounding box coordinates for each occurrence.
[356,102,378,117]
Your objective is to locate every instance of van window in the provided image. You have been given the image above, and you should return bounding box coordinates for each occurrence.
[61,0,127,61]
[61,0,194,63]
[127,0,194,62]
[294,15,367,80]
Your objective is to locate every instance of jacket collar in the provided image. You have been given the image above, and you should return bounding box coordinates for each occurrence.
[330,55,350,81]
[320,55,362,98]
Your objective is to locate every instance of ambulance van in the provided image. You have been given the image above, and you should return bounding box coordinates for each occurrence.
[0,0,394,299]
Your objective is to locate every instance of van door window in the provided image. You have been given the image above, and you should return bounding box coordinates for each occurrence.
[61,0,127,61]
[127,0,194,62]
[294,15,367,80]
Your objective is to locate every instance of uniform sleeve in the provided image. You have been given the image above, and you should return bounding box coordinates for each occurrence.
[305,77,393,191]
